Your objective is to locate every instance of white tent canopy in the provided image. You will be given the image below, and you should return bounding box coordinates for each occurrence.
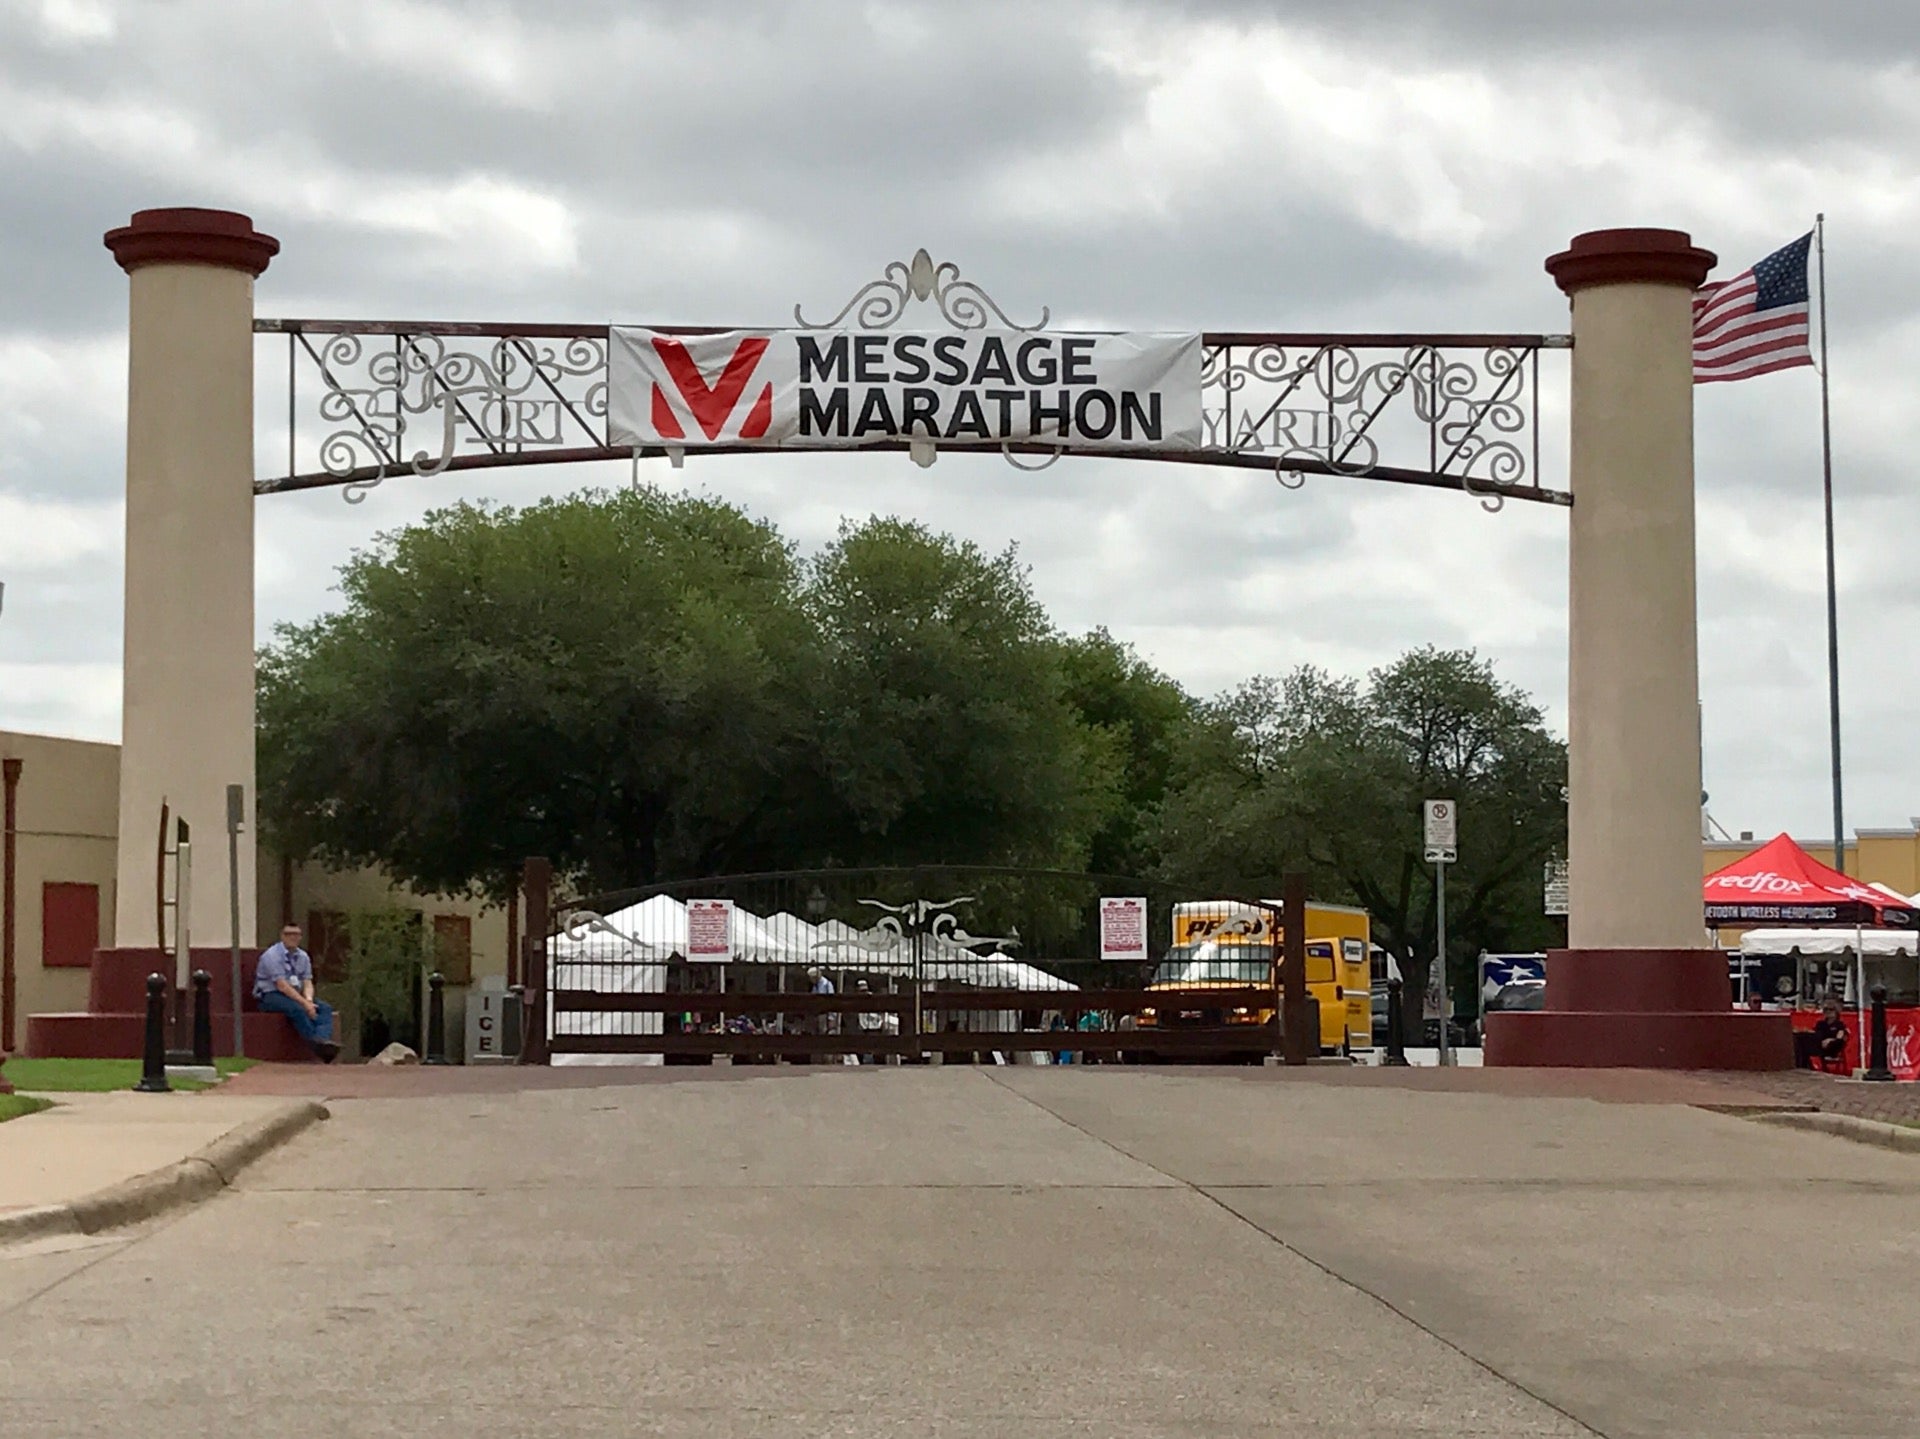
[551,894,685,961]
[548,898,672,1069]
[1738,927,1920,958]
[549,897,1076,987]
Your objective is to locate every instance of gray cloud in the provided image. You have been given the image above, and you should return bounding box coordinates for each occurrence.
[1,0,1915,839]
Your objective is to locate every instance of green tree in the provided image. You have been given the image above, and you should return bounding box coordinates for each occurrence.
[259,488,817,899]
[1055,628,1196,876]
[1152,648,1567,1013]
[260,494,1128,900]
[803,517,1110,869]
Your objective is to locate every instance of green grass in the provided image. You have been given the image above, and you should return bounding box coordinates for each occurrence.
[0,1093,53,1123]
[0,1056,257,1094]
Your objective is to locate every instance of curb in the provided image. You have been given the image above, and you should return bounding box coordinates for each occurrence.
[0,1099,329,1246]
[1754,1109,1920,1152]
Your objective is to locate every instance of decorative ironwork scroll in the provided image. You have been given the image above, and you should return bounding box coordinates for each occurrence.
[793,248,1048,333]
[845,896,1021,956]
[1200,336,1557,513]
[265,323,610,503]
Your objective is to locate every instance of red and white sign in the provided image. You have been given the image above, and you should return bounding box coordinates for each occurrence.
[1100,897,1149,961]
[608,328,1202,452]
[1790,1006,1920,1081]
[686,899,733,961]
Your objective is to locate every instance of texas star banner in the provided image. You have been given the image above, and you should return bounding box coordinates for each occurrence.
[608,328,1202,450]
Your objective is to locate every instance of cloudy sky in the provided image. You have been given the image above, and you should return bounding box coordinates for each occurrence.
[0,0,1914,844]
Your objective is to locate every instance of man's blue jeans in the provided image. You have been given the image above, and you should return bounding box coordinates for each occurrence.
[258,991,335,1045]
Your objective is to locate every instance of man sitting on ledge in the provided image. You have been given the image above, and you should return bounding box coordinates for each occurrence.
[255,923,340,1062]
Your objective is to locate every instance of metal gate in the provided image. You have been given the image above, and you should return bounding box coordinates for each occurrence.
[522,866,1320,1065]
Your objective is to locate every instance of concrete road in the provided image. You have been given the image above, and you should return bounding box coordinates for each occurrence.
[3,1067,1913,1437]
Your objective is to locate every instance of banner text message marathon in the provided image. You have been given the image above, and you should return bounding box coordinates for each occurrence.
[797,333,1169,443]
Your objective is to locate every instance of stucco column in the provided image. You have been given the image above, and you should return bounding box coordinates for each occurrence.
[104,209,277,951]
[1549,229,1715,951]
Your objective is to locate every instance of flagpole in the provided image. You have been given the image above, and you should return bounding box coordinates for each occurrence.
[1816,213,1846,874]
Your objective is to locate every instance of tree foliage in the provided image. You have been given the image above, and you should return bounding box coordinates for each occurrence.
[1151,648,1567,1007]
[803,518,1112,868]
[259,491,1135,899]
[1054,628,1195,876]
[260,488,815,898]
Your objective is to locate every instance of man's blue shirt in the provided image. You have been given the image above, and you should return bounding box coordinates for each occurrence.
[254,941,313,999]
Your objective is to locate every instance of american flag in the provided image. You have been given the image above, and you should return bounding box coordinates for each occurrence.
[1692,233,1815,383]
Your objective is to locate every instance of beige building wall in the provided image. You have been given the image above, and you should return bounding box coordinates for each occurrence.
[258,856,514,1062]
[3,729,513,1059]
[1,731,120,1030]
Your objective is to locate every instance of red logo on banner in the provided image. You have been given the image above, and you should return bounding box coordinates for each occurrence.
[648,336,772,441]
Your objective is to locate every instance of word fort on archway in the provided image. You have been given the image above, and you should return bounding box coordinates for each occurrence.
[97,206,1791,1069]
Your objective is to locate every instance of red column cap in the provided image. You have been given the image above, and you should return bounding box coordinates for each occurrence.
[1546,228,1715,295]
[104,207,279,277]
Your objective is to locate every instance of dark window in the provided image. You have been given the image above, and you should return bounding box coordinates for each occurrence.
[432,914,473,986]
[305,908,350,983]
[42,882,100,968]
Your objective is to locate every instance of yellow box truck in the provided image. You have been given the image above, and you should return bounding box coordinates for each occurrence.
[1139,899,1373,1054]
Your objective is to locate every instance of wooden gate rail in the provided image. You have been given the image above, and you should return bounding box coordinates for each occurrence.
[549,1028,1274,1057]
[549,985,1284,1058]
[555,1033,914,1057]
[550,991,912,1016]
[549,986,1276,1014]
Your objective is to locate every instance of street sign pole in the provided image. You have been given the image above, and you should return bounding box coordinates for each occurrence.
[1422,800,1458,1068]
[1435,857,1449,1067]
[226,784,246,1058]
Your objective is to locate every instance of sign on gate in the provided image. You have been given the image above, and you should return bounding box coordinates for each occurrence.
[1544,859,1570,916]
[1099,897,1149,961]
[608,329,1203,451]
[686,899,733,961]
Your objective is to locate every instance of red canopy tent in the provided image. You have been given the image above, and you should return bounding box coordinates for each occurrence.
[1705,833,1917,928]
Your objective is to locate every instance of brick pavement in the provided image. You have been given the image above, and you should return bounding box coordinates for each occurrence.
[1694,1067,1920,1124]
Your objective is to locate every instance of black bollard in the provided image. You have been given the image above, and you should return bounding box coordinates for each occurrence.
[1865,982,1894,1082]
[425,971,448,1065]
[1382,977,1411,1067]
[191,970,214,1067]
[135,974,171,1092]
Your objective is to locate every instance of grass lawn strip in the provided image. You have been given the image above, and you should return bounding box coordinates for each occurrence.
[0,1056,257,1094]
[0,1094,53,1123]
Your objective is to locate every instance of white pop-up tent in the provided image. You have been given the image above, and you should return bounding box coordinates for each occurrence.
[547,898,675,1068]
[1738,928,1920,958]
[1735,926,1920,1012]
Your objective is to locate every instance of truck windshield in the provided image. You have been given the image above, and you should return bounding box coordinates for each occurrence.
[1151,944,1274,984]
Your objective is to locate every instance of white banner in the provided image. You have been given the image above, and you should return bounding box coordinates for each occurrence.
[1099,897,1149,962]
[608,328,1202,451]
[686,899,733,961]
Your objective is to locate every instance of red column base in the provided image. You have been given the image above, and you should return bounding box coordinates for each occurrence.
[1484,948,1792,1070]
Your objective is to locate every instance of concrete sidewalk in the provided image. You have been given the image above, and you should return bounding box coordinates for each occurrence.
[0,1091,327,1244]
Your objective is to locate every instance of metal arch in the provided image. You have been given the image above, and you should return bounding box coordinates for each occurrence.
[254,437,1569,506]
[255,318,1571,508]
